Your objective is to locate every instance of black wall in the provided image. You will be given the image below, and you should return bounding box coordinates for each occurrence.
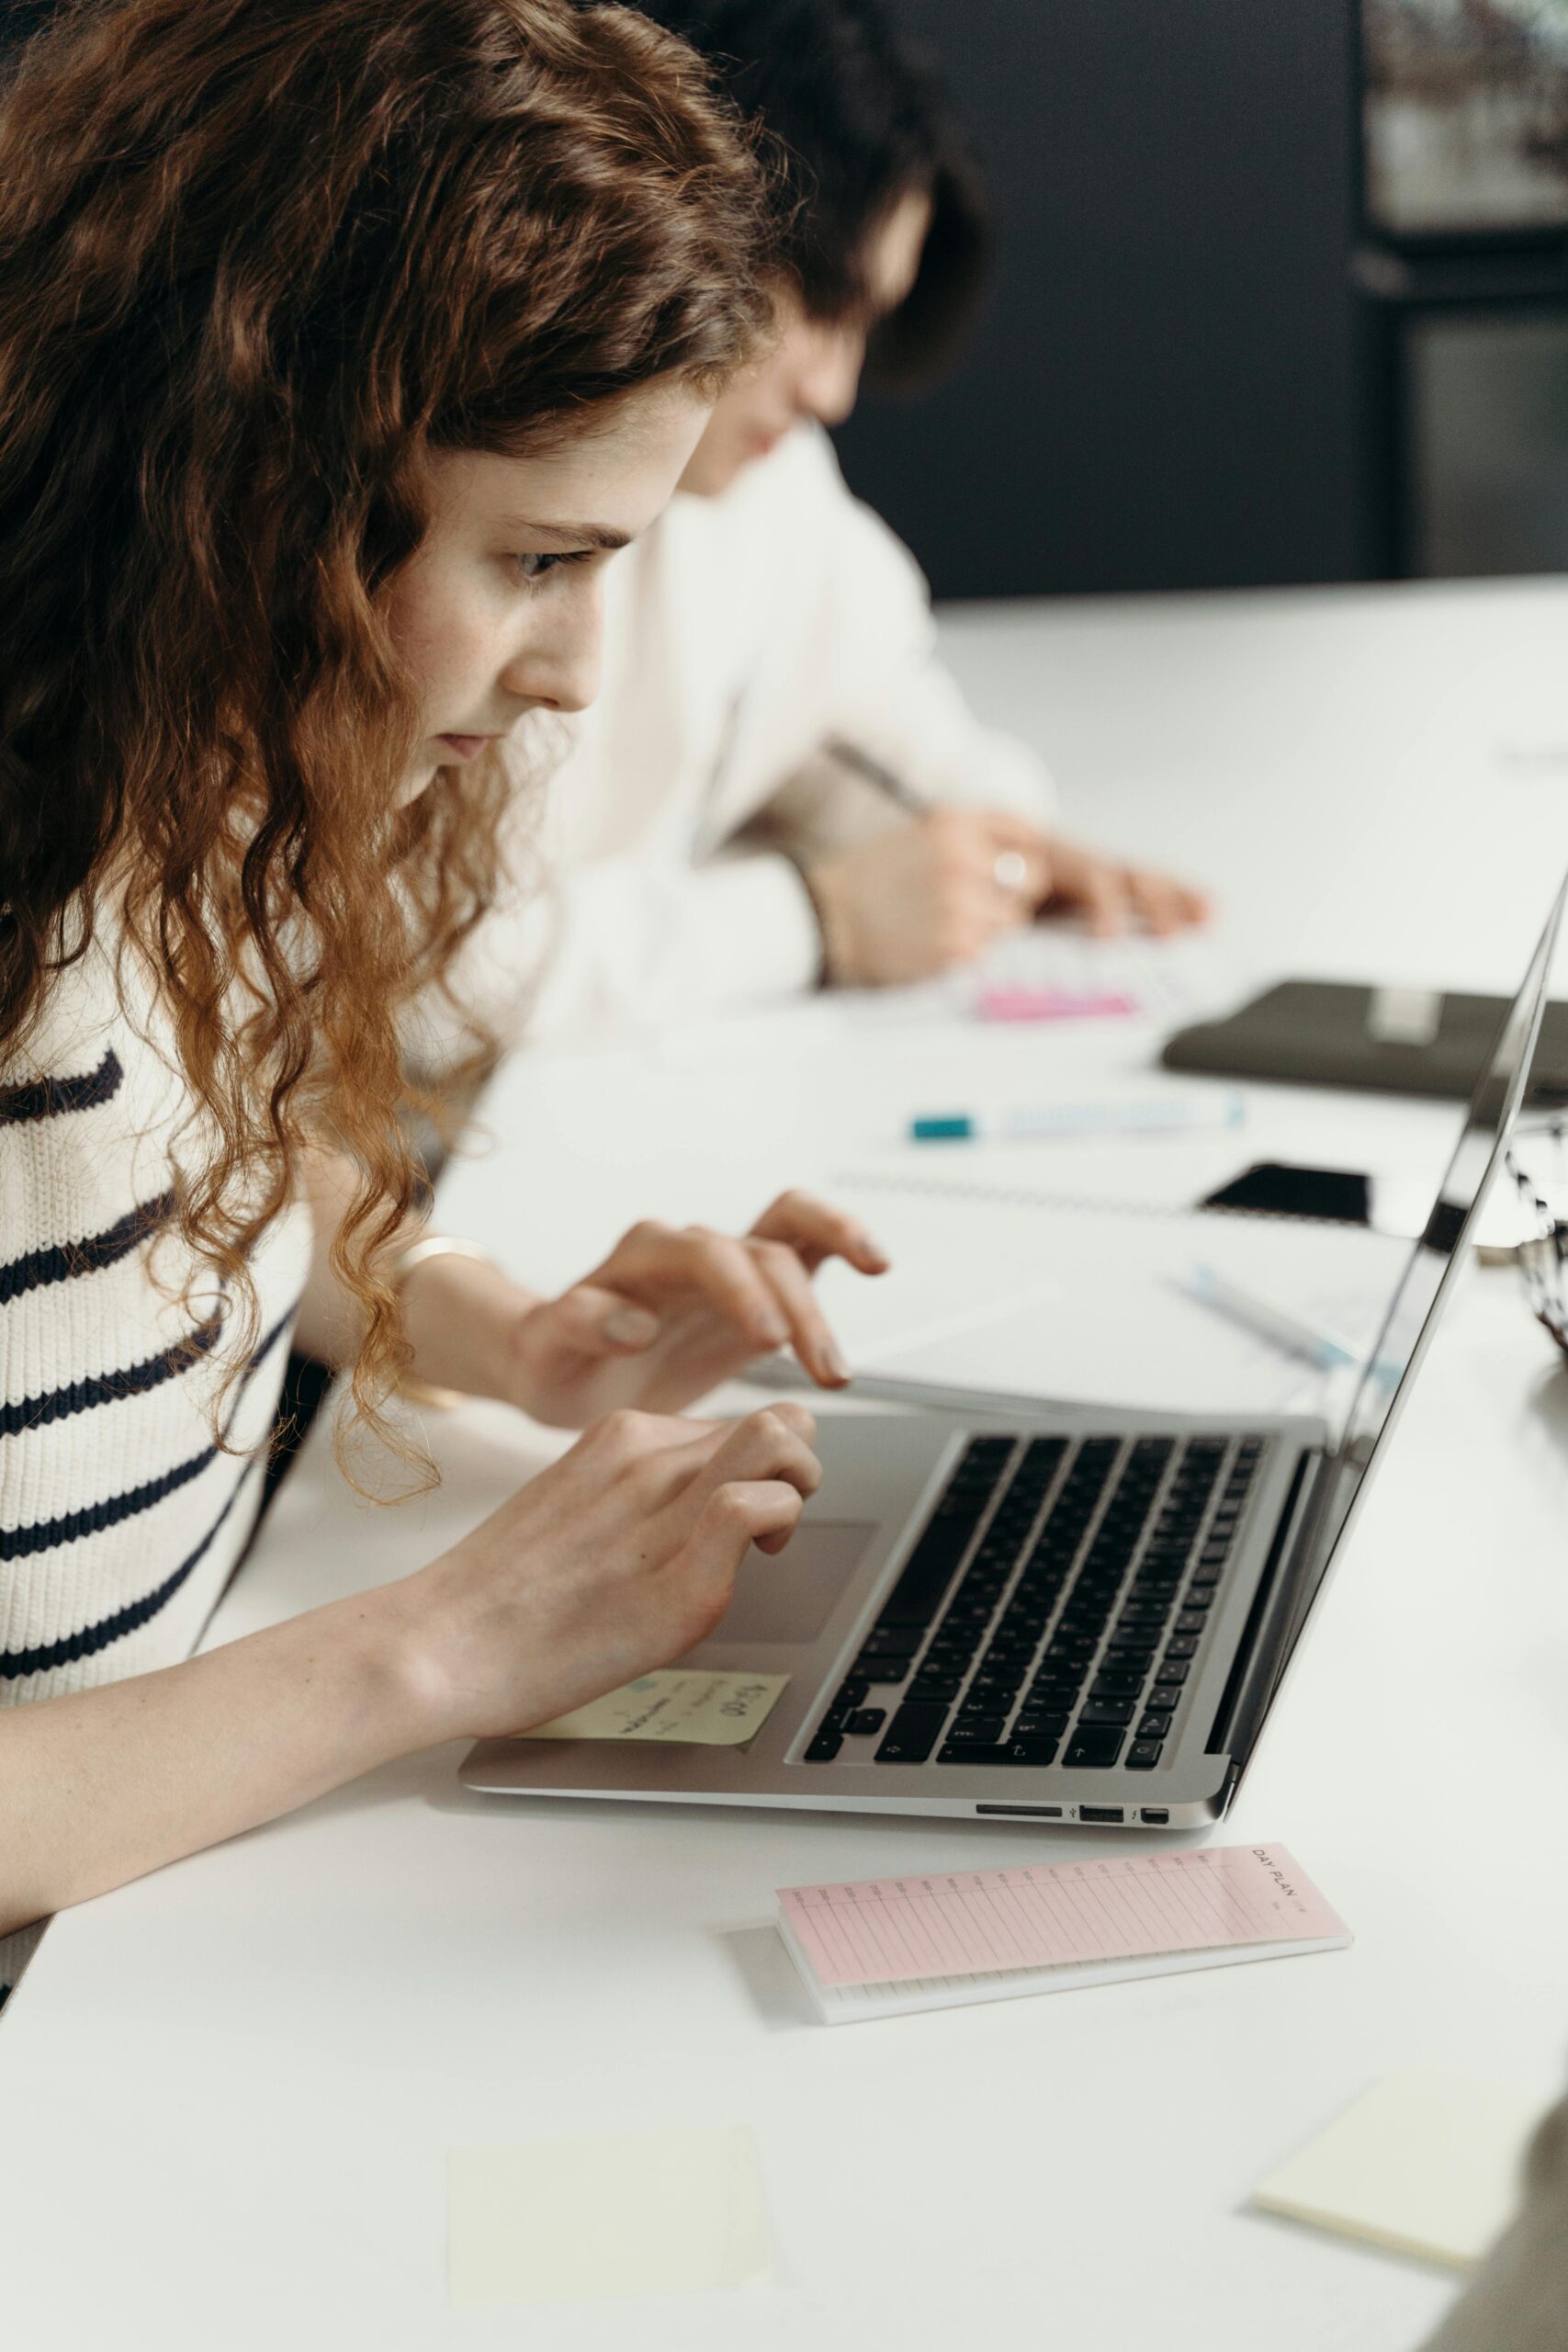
[834,0,1366,601]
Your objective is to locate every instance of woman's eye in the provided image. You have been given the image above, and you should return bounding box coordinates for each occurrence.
[513,548,588,584]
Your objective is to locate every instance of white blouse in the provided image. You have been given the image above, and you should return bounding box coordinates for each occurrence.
[409,425,1055,1060]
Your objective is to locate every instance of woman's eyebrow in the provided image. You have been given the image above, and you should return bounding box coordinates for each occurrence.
[498,519,633,551]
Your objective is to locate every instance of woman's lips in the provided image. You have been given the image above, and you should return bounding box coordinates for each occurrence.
[435,733,492,761]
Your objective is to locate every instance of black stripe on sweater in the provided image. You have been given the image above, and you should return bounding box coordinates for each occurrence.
[0,1312,222,1439]
[0,1455,258,1679]
[0,1046,123,1126]
[0,1295,298,1564]
[0,1190,174,1307]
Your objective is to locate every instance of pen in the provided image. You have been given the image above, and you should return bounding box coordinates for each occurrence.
[909,1092,1246,1144]
[1184,1262,1357,1372]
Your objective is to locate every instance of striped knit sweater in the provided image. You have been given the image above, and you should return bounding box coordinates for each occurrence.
[0,929,311,1993]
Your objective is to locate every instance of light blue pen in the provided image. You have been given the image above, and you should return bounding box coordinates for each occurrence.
[1186,1263,1357,1372]
[909,1091,1247,1144]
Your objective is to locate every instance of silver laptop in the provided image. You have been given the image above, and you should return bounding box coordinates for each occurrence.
[463,881,1563,1830]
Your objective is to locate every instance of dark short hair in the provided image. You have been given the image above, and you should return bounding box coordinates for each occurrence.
[627,0,992,387]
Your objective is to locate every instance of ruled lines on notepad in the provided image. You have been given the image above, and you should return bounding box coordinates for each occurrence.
[778,1846,1348,1991]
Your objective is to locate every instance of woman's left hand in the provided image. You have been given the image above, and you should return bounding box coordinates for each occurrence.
[499,1191,889,1426]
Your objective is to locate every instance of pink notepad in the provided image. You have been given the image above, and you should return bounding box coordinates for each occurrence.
[976,985,1139,1023]
[777,1845,1349,2023]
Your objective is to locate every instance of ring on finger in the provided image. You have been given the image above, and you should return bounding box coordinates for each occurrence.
[992,848,1030,895]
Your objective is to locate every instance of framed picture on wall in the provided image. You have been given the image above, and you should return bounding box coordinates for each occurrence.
[1364,0,1568,239]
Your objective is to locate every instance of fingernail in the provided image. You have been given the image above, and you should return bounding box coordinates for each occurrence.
[823,1340,851,1383]
[605,1306,659,1348]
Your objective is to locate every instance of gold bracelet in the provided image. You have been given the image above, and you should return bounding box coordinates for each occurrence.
[386,1232,496,1411]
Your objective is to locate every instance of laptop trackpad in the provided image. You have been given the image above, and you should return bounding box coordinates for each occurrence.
[713,1520,878,1645]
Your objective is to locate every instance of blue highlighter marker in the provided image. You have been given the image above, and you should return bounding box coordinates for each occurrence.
[909,1092,1247,1145]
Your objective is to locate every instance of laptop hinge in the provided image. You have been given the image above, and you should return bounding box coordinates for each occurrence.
[1205,1448,1320,1762]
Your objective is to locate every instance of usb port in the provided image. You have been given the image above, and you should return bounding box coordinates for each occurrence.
[1079,1804,1123,1824]
[1141,1807,1170,1826]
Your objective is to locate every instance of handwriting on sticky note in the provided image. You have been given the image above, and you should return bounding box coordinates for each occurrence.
[518,1669,789,1747]
[447,2126,769,2306]
[780,1845,1349,1989]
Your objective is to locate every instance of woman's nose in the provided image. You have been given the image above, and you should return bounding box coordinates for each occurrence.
[502,595,603,715]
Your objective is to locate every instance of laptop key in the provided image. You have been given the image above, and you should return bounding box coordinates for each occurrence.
[938,1743,1007,1765]
[1078,1700,1134,1727]
[970,1672,1024,1702]
[1005,1736,1060,1765]
[1164,1635,1199,1659]
[855,1654,912,1682]
[1136,1711,1172,1739]
[805,1729,843,1762]
[1016,1714,1070,1742]
[845,1709,886,1737]
[875,1703,949,1763]
[908,1673,964,1702]
[1126,1740,1164,1769]
[859,1626,919,1659]
[948,1714,1007,1744]
[1063,1727,1124,1768]
[1154,1659,1190,1686]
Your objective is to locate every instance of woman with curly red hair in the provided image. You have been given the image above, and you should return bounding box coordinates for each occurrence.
[0,0,885,1967]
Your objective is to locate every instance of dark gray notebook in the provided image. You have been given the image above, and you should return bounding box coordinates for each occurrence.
[1162,980,1568,1105]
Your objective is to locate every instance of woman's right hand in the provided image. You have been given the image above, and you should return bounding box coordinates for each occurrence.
[402,1401,821,1743]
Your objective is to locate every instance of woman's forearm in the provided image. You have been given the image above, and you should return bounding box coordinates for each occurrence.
[0,1396,826,1939]
[0,1578,441,1939]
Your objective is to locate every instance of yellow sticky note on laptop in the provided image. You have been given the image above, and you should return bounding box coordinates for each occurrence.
[447,2125,769,2306]
[1253,2069,1544,2270]
[517,1669,789,1747]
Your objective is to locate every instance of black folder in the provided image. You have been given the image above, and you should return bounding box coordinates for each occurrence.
[1161,979,1568,1106]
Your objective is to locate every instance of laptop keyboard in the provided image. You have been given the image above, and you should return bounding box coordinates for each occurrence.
[803,1430,1266,1771]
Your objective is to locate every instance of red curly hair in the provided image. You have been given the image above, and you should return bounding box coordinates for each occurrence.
[0,0,769,1465]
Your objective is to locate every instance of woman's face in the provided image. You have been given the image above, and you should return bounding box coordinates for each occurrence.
[387,376,712,794]
[678,184,932,500]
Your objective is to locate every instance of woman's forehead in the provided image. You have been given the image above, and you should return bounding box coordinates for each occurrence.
[431,381,715,538]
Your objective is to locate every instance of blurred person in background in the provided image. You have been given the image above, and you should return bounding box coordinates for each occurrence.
[422,0,1210,1057]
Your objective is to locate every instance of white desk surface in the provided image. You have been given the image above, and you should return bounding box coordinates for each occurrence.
[8,578,1568,2351]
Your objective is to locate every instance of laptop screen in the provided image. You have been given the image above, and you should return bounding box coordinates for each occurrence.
[1243,876,1567,1749]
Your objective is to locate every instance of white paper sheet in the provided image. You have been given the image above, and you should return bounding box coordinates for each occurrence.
[815,1188,1405,1423]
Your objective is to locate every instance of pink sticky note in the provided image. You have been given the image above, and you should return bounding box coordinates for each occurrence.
[778,1846,1348,1989]
[976,986,1139,1023]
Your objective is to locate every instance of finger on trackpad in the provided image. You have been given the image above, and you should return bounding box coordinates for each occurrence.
[716,1520,878,1645]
